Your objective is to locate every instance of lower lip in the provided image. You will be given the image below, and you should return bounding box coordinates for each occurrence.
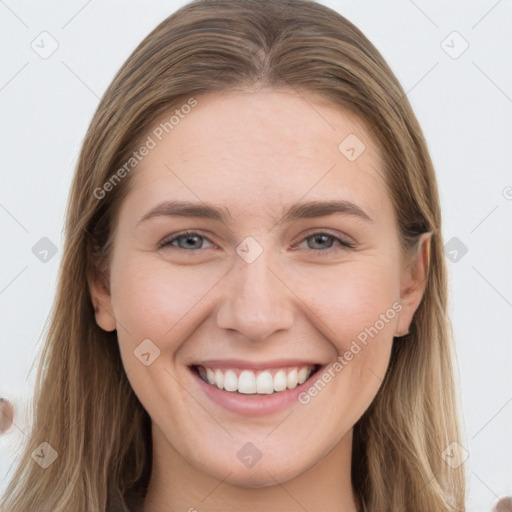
[191,368,321,417]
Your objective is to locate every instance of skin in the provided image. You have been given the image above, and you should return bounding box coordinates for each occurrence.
[91,89,430,512]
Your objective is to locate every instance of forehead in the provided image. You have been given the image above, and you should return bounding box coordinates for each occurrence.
[123,89,392,225]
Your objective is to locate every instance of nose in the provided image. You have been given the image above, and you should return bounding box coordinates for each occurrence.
[216,245,295,342]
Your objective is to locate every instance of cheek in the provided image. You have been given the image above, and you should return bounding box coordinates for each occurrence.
[295,259,399,408]
[300,258,401,340]
[109,254,225,348]
[107,256,224,418]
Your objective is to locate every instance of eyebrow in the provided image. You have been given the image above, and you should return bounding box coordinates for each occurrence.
[137,199,373,225]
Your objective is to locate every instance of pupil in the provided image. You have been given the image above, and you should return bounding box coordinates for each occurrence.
[310,234,332,249]
[182,235,201,249]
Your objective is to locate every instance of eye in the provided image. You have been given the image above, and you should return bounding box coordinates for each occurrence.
[297,232,355,253]
[158,230,355,254]
[159,231,215,251]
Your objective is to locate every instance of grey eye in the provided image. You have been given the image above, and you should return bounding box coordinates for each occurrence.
[306,234,336,250]
[160,232,214,251]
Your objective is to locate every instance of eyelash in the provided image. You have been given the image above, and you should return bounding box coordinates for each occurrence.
[158,230,355,254]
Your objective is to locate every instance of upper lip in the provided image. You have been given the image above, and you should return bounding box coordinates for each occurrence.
[191,359,323,370]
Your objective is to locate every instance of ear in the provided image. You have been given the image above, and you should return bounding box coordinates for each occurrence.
[394,232,432,337]
[88,265,117,332]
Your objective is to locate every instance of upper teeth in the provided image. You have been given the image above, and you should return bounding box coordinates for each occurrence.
[197,366,315,394]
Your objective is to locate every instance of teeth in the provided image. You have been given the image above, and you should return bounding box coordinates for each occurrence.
[256,371,274,394]
[196,365,316,395]
[223,369,238,392]
[286,368,298,389]
[214,369,224,389]
[238,370,257,394]
[273,370,287,392]
[297,367,309,384]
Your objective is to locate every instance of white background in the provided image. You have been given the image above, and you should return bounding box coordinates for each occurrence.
[0,1,511,510]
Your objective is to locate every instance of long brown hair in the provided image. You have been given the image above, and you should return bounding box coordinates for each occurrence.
[0,1,466,510]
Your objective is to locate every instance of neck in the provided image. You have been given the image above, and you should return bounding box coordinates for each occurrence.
[142,424,359,512]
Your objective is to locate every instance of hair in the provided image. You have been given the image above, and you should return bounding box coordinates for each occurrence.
[0,0,466,510]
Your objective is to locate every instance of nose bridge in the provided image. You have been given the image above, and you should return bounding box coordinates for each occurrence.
[216,241,294,341]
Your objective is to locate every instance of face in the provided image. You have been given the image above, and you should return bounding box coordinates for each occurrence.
[92,89,428,488]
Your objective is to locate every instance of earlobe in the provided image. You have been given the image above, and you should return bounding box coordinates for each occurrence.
[93,301,117,332]
[89,270,117,332]
[394,232,432,338]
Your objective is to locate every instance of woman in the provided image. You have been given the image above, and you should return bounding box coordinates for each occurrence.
[0,0,467,510]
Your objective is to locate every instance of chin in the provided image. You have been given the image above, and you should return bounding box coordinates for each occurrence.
[193,449,311,489]
[221,466,302,488]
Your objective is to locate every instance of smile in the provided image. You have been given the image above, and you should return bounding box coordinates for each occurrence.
[192,364,321,395]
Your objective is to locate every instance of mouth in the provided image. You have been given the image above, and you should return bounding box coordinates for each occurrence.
[190,363,322,395]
